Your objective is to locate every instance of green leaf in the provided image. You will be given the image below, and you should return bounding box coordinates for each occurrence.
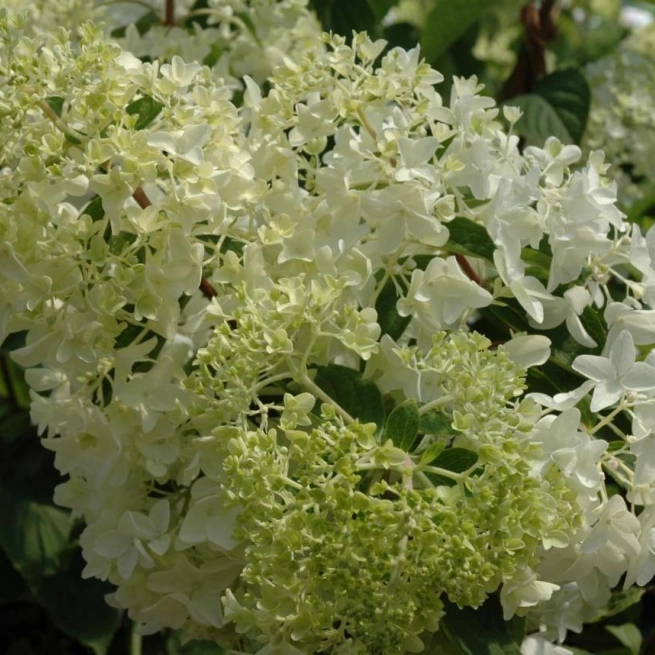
[383,21,422,51]
[440,596,525,655]
[82,195,105,223]
[605,624,642,655]
[33,551,121,655]
[385,400,420,451]
[445,217,495,261]
[45,96,65,118]
[167,634,227,655]
[427,448,478,487]
[367,0,398,21]
[509,69,590,146]
[590,587,646,623]
[203,42,224,68]
[578,305,606,353]
[375,255,434,341]
[533,68,590,144]
[509,95,572,145]
[126,96,164,131]
[313,365,385,432]
[310,0,376,35]
[0,547,31,602]
[0,487,71,580]
[0,331,27,354]
[419,440,447,465]
[65,133,82,145]
[421,0,485,64]
[183,0,211,29]
[419,410,452,437]
[375,277,411,341]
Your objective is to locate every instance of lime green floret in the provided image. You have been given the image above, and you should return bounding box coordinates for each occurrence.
[215,332,581,654]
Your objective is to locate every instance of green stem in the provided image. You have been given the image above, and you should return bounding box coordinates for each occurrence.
[0,354,18,408]
[417,465,463,482]
[296,371,355,425]
[130,623,142,655]
[37,100,87,142]
[589,401,628,436]
[418,394,454,415]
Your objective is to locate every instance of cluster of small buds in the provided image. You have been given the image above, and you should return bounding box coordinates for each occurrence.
[3,6,655,653]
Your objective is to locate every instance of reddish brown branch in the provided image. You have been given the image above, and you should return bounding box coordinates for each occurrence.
[455,254,486,287]
[497,0,559,103]
[132,186,152,209]
[163,0,175,26]
[200,278,217,299]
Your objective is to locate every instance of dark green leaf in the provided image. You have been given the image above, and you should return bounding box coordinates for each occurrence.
[0,413,32,445]
[125,96,164,131]
[33,550,121,655]
[482,301,531,334]
[367,0,398,22]
[313,365,385,432]
[310,0,376,35]
[605,624,641,655]
[578,306,606,353]
[534,68,590,144]
[183,0,211,29]
[385,400,420,451]
[383,22,421,51]
[421,0,484,64]
[419,410,452,437]
[510,69,590,146]
[0,331,27,354]
[509,94,573,145]
[203,42,224,68]
[445,217,495,261]
[626,184,655,225]
[520,247,552,281]
[0,488,70,579]
[82,195,105,223]
[375,278,411,341]
[45,97,65,118]
[375,255,435,341]
[0,548,31,602]
[440,596,525,655]
[590,587,646,623]
[167,633,227,655]
[427,448,478,487]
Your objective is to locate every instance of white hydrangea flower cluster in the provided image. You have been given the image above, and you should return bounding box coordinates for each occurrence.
[3,8,655,652]
[116,0,324,86]
[0,0,322,87]
[583,23,655,206]
[0,0,102,34]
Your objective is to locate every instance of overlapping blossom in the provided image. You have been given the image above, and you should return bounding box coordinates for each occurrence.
[1,0,322,86]
[3,8,655,653]
[583,22,655,206]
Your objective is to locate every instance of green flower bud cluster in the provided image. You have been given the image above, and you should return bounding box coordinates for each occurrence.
[213,333,581,653]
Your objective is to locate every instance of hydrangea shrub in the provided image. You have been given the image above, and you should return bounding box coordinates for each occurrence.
[3,6,655,653]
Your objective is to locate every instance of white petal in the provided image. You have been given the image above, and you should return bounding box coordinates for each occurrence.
[623,362,655,391]
[590,380,623,412]
[572,355,614,382]
[503,335,551,368]
[609,330,636,377]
